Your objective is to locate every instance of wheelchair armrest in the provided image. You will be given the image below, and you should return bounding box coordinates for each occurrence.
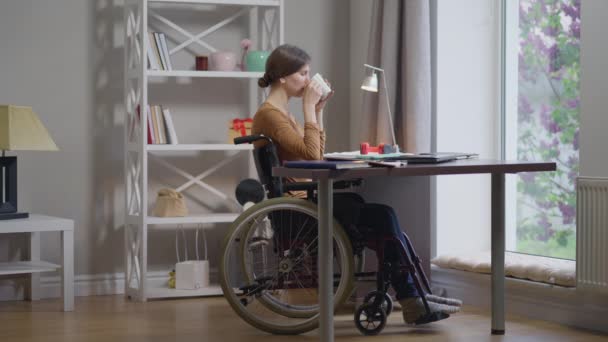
[234,134,271,145]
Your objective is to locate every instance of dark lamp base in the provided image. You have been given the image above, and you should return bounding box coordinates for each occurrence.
[0,212,29,220]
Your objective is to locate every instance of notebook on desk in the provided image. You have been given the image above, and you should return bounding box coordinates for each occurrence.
[284,160,370,170]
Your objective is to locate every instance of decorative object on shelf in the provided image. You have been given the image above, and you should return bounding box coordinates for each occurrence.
[360,64,400,154]
[195,55,209,71]
[210,51,237,71]
[175,225,209,290]
[153,188,188,217]
[227,118,253,143]
[245,50,270,72]
[0,105,58,220]
[239,38,252,71]
[168,269,176,288]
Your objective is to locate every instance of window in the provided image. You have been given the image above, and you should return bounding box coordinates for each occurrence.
[504,0,580,259]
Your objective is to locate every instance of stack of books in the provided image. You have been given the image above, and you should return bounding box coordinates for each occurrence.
[147,32,172,71]
[135,105,178,144]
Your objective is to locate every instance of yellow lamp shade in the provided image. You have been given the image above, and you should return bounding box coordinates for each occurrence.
[0,105,58,151]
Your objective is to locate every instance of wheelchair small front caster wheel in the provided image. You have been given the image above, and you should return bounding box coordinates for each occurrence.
[354,303,387,336]
[363,291,393,316]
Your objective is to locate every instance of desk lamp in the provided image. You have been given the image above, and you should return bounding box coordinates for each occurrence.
[361,64,399,153]
[0,105,58,220]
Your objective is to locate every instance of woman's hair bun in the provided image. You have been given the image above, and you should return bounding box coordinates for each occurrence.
[258,73,271,88]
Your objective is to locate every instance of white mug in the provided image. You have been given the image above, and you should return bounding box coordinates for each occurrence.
[311,73,332,99]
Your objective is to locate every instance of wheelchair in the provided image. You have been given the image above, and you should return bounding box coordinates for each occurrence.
[218,134,446,336]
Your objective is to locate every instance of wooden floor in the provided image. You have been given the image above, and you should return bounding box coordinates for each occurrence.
[0,295,606,342]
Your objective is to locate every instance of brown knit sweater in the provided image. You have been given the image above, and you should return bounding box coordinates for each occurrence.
[251,102,325,198]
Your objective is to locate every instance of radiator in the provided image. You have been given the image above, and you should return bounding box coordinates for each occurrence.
[576,177,608,291]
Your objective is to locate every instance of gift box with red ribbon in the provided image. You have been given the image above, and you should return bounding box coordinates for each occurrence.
[228,118,253,143]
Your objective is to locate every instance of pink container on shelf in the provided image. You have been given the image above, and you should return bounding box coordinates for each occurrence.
[210,51,237,71]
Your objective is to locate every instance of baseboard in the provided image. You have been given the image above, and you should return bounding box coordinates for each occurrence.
[0,268,219,301]
[431,265,608,334]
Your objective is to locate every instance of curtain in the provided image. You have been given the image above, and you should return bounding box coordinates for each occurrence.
[360,0,432,153]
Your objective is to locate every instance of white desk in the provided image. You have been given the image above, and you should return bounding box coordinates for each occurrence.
[0,214,74,311]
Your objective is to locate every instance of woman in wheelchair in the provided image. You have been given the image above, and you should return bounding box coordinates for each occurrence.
[219,44,461,336]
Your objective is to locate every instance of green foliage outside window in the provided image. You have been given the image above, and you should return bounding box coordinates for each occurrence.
[515,0,580,259]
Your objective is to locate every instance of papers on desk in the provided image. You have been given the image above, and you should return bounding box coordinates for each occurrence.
[324,151,414,161]
[367,160,408,167]
[325,151,479,164]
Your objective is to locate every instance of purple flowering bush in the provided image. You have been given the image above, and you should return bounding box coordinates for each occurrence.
[515,0,580,259]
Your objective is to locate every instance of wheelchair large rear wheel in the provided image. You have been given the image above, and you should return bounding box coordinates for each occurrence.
[219,198,354,335]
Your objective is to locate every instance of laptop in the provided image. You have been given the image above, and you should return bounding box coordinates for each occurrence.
[398,152,479,164]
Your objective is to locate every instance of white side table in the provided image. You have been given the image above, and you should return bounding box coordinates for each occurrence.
[0,214,74,311]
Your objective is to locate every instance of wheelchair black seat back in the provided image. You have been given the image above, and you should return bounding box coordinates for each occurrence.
[234,134,284,199]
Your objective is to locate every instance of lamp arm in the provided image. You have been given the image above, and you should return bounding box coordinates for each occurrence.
[364,63,384,72]
[379,69,397,147]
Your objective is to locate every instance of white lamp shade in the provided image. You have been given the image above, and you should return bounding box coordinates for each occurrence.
[0,105,58,151]
[361,72,378,92]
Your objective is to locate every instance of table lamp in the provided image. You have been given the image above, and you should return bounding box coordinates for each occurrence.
[361,63,399,153]
[0,105,58,220]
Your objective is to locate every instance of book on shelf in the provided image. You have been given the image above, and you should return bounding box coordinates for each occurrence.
[147,32,172,71]
[284,160,370,170]
[155,106,167,144]
[133,105,154,144]
[154,33,166,70]
[162,108,179,144]
[146,106,156,144]
[146,32,160,70]
[158,33,172,70]
[144,105,178,145]
[150,105,161,143]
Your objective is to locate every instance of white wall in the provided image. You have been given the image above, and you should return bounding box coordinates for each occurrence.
[580,0,608,178]
[435,0,500,256]
[0,0,351,299]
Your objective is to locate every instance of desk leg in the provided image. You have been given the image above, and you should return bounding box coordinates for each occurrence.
[62,230,74,311]
[317,178,334,342]
[491,173,505,335]
[26,232,41,301]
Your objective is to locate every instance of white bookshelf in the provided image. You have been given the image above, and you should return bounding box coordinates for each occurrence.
[149,0,280,6]
[146,284,224,298]
[147,213,240,225]
[0,261,61,276]
[147,70,264,78]
[146,144,253,151]
[123,0,283,301]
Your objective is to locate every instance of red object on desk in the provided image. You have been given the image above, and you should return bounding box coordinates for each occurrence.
[360,142,397,154]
